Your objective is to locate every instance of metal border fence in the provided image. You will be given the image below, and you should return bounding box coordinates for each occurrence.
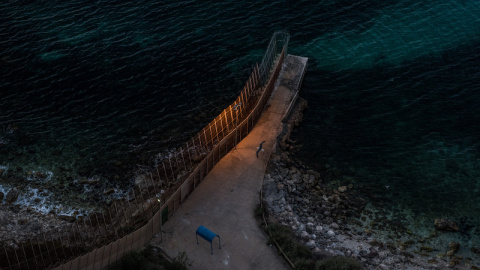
[0,30,290,270]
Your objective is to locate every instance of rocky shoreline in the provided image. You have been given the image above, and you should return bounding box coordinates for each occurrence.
[261,98,477,270]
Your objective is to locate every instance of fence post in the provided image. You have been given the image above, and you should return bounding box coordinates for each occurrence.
[174,152,180,172]
[64,225,75,263]
[155,165,162,187]
[37,234,49,269]
[214,120,220,148]
[185,141,192,167]
[57,227,66,263]
[180,147,187,172]
[162,162,169,186]
[208,123,214,149]
[13,246,21,270]
[74,220,87,251]
[21,242,29,269]
[197,133,202,152]
[101,211,110,241]
[4,245,12,269]
[168,157,175,182]
[203,129,208,150]
[29,239,39,269]
[42,233,53,266]
[191,137,198,158]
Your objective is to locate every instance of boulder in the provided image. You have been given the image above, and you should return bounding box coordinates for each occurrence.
[277,183,284,190]
[306,239,316,249]
[449,242,460,251]
[330,222,340,229]
[103,188,115,195]
[448,242,460,255]
[6,188,19,203]
[59,214,76,222]
[78,178,100,185]
[300,231,309,240]
[434,218,459,232]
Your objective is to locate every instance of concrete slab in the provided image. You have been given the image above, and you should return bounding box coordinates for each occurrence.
[149,55,307,270]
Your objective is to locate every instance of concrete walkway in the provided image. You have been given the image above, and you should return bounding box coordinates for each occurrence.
[150,55,307,270]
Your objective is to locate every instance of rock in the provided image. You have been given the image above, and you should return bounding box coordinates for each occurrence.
[449,242,460,252]
[338,186,347,192]
[300,231,310,240]
[103,188,115,195]
[59,214,76,222]
[78,178,100,185]
[378,251,388,260]
[306,239,316,249]
[378,264,389,270]
[315,226,323,233]
[5,188,19,203]
[32,171,49,180]
[277,183,284,190]
[330,222,339,229]
[434,218,459,232]
[327,230,335,237]
[306,223,314,233]
[366,250,378,258]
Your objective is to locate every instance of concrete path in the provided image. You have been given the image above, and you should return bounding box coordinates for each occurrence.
[150,55,307,270]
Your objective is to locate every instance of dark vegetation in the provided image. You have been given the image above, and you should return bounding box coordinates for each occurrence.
[107,246,192,270]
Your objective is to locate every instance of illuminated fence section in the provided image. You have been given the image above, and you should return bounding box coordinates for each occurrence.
[0,30,290,270]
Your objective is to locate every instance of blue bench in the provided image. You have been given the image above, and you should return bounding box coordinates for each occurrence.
[196,225,221,254]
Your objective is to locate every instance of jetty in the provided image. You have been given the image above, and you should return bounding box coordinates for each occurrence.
[0,31,307,270]
[149,54,308,270]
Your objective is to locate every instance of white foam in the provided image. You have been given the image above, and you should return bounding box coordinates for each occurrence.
[0,164,8,177]
[14,187,91,217]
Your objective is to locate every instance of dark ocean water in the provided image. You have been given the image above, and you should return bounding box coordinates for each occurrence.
[1,0,480,260]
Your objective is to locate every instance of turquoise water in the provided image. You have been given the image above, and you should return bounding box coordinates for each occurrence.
[1,0,480,262]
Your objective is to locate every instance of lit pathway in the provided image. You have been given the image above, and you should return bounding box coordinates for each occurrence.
[149,55,307,270]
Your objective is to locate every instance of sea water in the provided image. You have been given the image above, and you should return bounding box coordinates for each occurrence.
[1,0,480,263]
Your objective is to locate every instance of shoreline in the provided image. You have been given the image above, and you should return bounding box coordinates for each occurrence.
[261,97,475,270]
